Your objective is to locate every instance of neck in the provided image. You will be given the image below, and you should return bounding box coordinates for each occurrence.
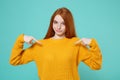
[52,34,65,39]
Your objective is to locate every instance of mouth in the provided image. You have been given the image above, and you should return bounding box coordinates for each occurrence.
[56,29,62,33]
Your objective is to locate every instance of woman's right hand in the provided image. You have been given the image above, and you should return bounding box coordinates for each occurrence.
[24,35,42,45]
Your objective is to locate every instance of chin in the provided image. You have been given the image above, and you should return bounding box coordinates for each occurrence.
[56,33,64,36]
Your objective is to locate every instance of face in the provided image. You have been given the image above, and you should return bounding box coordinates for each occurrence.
[53,15,66,37]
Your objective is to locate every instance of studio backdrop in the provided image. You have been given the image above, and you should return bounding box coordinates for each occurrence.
[0,0,120,80]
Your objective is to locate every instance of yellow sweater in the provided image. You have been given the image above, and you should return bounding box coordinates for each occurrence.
[10,34,102,80]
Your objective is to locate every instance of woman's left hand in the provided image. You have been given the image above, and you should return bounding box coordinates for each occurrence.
[75,38,92,46]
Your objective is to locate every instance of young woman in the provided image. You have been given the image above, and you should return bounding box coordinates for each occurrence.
[9,7,102,80]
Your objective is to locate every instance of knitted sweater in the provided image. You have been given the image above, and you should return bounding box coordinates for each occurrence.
[9,34,102,80]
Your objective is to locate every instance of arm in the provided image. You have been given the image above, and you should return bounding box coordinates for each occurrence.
[78,39,102,70]
[9,34,36,66]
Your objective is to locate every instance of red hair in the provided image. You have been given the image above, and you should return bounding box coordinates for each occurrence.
[44,7,77,39]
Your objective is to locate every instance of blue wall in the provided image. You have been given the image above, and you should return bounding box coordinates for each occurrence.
[0,0,120,80]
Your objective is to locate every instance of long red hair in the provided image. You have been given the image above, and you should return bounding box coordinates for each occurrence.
[44,7,77,39]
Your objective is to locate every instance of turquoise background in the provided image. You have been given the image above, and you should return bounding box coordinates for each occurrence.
[0,0,120,80]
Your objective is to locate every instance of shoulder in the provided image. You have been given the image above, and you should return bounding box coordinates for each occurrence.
[69,37,80,41]
[65,37,80,45]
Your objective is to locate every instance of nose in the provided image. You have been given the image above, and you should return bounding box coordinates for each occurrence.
[57,23,61,29]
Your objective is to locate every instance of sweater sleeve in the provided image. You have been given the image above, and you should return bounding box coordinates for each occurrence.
[9,34,35,66]
[78,39,102,70]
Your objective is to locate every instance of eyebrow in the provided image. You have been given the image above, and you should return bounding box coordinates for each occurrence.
[53,19,64,23]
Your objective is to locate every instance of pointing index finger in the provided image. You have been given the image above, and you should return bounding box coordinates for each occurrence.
[32,37,42,45]
[74,39,82,45]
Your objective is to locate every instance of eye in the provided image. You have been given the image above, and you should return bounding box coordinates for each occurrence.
[61,22,65,25]
[53,20,58,24]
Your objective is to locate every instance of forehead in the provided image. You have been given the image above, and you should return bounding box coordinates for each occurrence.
[54,15,64,22]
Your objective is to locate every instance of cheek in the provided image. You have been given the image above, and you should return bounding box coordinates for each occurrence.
[62,26,66,31]
[53,24,56,30]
